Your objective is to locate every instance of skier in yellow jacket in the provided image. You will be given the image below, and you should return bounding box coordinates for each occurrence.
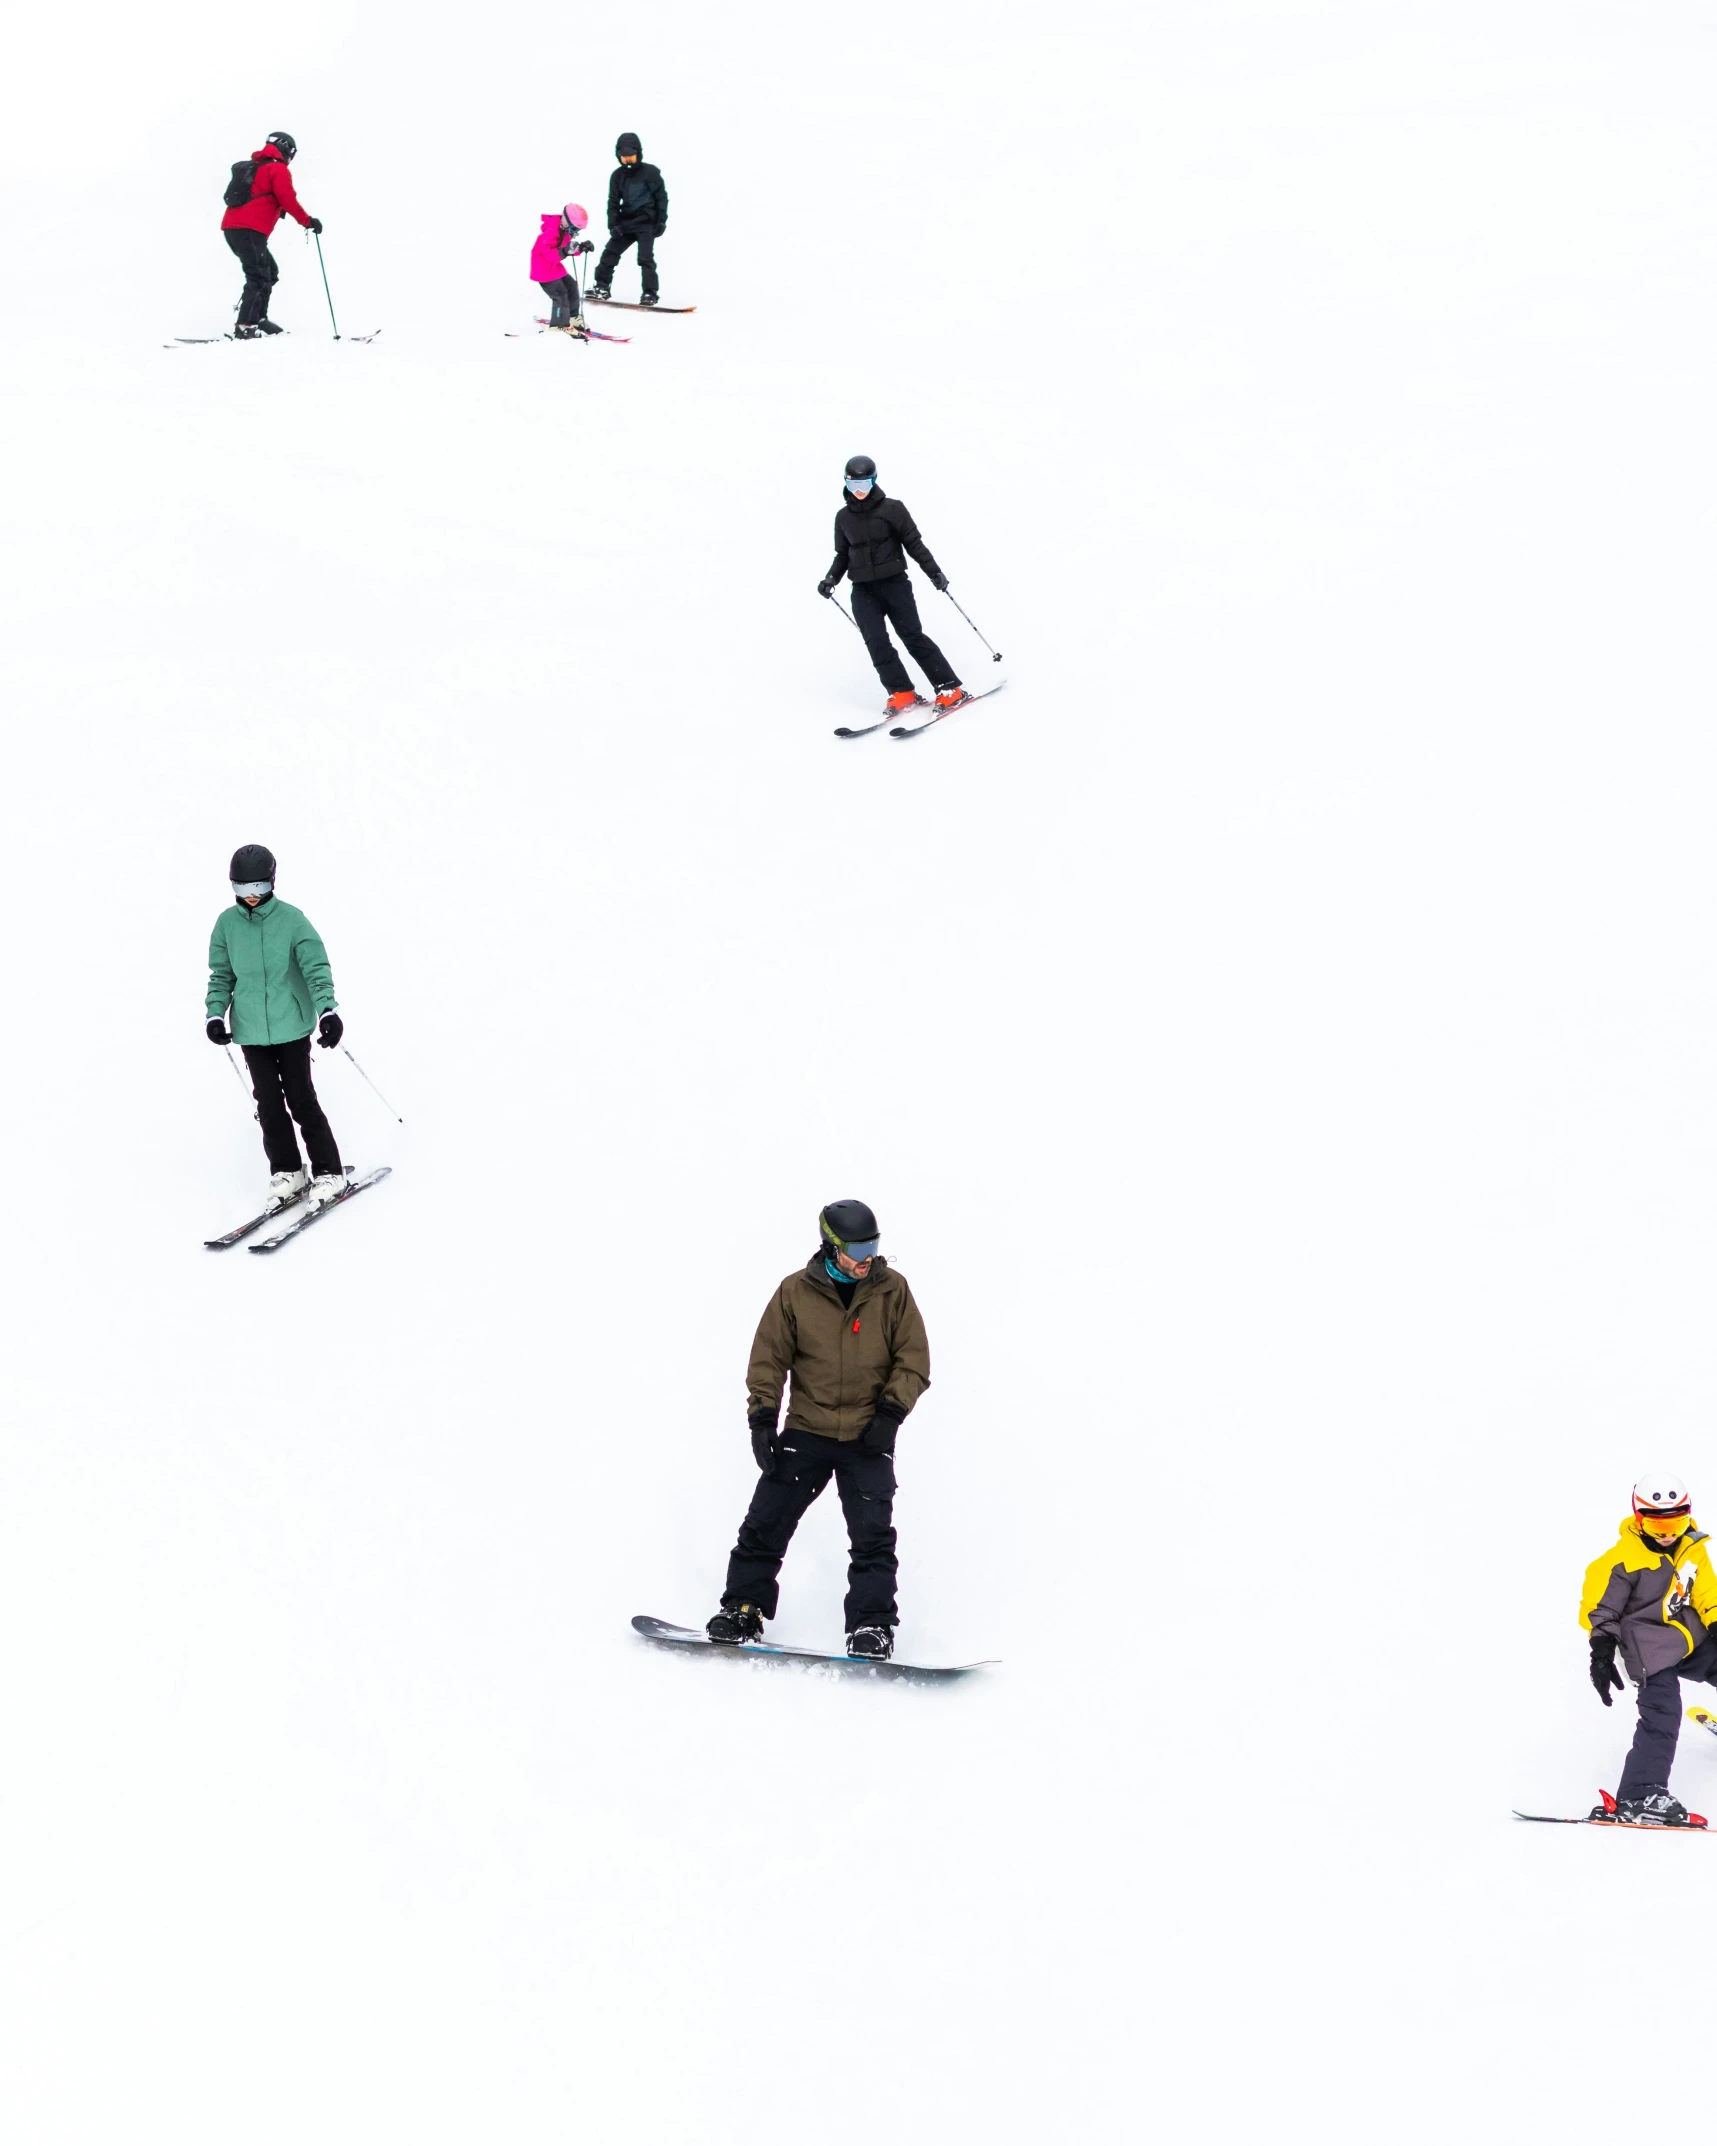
[1580,1471,1717,1825]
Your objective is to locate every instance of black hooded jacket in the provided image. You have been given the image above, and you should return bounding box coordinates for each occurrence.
[607,133,668,235]
[825,487,946,588]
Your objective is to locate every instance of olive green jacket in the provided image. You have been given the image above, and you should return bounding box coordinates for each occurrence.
[746,1256,931,1442]
[206,897,338,1048]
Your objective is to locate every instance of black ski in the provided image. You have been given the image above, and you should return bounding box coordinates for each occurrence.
[586,298,696,313]
[836,698,927,739]
[248,1166,392,1253]
[1512,1810,1710,1828]
[205,1190,307,1249]
[890,681,1007,739]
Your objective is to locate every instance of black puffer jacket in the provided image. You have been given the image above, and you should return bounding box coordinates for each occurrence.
[825,488,945,588]
[608,132,668,235]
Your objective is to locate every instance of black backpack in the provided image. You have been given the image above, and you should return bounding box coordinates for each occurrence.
[223,160,257,208]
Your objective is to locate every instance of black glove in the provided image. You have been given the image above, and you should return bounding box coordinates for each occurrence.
[749,1413,778,1470]
[1590,1632,1624,1706]
[307,218,324,235]
[818,580,834,598]
[206,1018,230,1045]
[932,574,950,593]
[860,1407,903,1456]
[575,239,595,255]
[317,1011,343,1049]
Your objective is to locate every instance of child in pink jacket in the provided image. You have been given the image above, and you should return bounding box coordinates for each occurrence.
[532,205,592,333]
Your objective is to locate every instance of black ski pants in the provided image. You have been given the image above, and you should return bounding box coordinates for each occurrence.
[1619,1634,1717,1801]
[537,275,581,327]
[724,1428,899,1631]
[225,228,279,327]
[241,1037,342,1178]
[595,227,658,297]
[851,574,959,697]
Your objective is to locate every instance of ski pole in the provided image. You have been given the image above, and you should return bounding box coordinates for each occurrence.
[827,592,861,634]
[941,588,1002,662]
[342,1046,403,1123]
[313,230,340,340]
[225,1043,259,1122]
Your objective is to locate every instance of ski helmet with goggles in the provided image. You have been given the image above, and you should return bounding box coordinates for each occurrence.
[1633,1472,1692,1521]
[229,843,276,892]
[562,202,588,231]
[820,1199,881,1262]
[844,455,877,494]
[266,132,297,161]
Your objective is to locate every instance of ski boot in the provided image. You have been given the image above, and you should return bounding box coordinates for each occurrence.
[1615,1790,1706,1828]
[640,291,660,307]
[266,1167,308,1214]
[885,691,921,715]
[706,1602,764,1644]
[846,1626,894,1661]
[935,686,971,711]
[305,1169,349,1210]
[589,283,612,302]
[255,319,286,335]
[232,324,263,340]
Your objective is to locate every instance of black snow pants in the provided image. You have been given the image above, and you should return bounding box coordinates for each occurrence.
[595,227,658,297]
[851,573,960,697]
[241,1037,342,1178]
[1619,1634,1717,1801]
[723,1428,899,1631]
[225,228,280,327]
[537,275,581,327]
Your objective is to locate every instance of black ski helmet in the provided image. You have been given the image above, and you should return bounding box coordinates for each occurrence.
[229,843,276,886]
[615,132,642,160]
[266,131,297,161]
[844,455,877,483]
[820,1199,881,1258]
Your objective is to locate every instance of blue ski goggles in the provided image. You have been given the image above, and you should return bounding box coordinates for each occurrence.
[844,476,874,495]
[832,1236,880,1261]
[231,880,273,899]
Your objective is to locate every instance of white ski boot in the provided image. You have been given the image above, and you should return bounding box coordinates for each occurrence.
[305,1169,348,1210]
[266,1167,308,1213]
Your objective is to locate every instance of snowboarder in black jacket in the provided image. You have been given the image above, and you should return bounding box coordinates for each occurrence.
[591,132,668,305]
[819,456,967,714]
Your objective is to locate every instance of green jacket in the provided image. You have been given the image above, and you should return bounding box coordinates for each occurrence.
[206,897,337,1048]
[746,1256,931,1442]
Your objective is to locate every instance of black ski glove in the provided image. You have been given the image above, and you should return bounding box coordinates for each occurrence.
[749,1413,779,1470]
[860,1406,904,1456]
[932,574,950,593]
[1590,1632,1624,1706]
[307,218,324,235]
[818,580,834,598]
[574,239,595,255]
[206,1018,230,1045]
[317,1011,343,1049]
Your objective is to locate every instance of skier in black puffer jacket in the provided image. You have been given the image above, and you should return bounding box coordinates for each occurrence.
[591,132,668,305]
[819,456,967,713]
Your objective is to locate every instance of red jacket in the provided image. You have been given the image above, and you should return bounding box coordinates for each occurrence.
[220,146,313,236]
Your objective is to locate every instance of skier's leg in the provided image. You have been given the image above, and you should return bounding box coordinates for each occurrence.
[834,1444,899,1632]
[537,278,567,327]
[880,575,960,692]
[226,230,268,328]
[275,1036,342,1178]
[636,231,659,298]
[1618,1661,1685,1801]
[850,581,913,696]
[241,1044,304,1173]
[723,1434,836,1618]
[256,242,279,323]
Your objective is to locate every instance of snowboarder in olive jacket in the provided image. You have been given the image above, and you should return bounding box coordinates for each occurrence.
[591,132,667,304]
[706,1200,931,1661]
[205,843,346,1212]
[1579,1471,1717,1826]
[819,455,968,716]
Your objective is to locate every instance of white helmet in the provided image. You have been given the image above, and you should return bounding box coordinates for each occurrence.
[1633,1471,1692,1517]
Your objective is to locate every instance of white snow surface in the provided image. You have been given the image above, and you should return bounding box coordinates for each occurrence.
[3,1,1716,2136]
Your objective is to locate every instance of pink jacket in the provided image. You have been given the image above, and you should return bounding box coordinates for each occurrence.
[530,214,568,281]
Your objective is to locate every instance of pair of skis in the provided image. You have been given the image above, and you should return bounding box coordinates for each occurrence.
[834,680,1007,741]
[1514,1706,1717,1826]
[204,1166,392,1253]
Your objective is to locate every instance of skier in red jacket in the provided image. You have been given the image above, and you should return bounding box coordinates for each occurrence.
[220,132,321,338]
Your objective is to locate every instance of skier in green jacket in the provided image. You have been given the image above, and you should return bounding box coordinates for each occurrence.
[205,844,346,1212]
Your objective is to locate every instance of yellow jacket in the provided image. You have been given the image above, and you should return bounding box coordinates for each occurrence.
[1580,1515,1717,1681]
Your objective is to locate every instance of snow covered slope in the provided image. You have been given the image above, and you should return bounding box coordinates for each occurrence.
[3,1,1717,2138]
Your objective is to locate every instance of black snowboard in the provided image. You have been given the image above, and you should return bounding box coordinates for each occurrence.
[631,1615,993,1683]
